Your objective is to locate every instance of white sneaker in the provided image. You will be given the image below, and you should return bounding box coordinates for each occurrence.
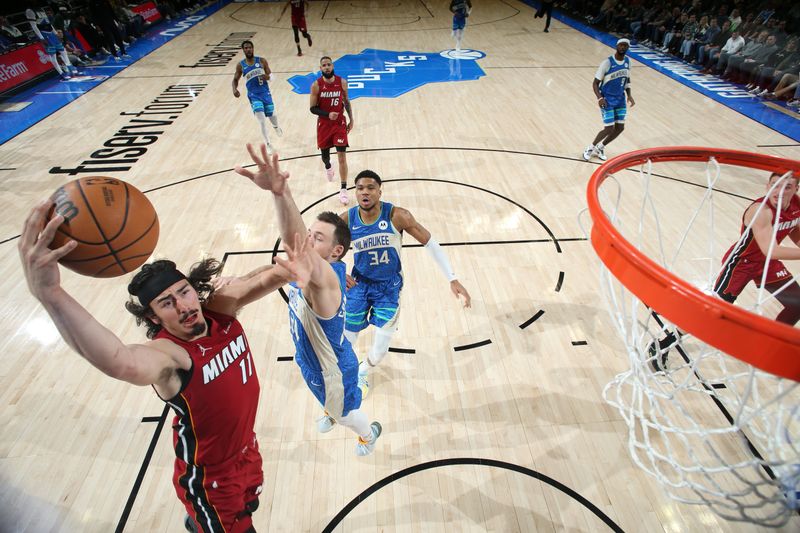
[582,144,596,161]
[596,145,607,161]
[265,142,274,156]
[355,422,382,456]
[316,413,336,433]
[325,167,335,182]
[274,125,283,137]
[339,189,349,205]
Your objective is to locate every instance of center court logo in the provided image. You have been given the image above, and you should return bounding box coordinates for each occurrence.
[287,48,486,100]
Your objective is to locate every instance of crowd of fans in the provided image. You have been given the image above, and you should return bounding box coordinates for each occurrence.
[0,0,208,69]
[564,0,800,110]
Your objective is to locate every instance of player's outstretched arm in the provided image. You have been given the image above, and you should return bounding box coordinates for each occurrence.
[748,204,800,260]
[18,201,182,386]
[393,207,472,308]
[205,264,292,315]
[276,233,343,317]
[235,143,307,245]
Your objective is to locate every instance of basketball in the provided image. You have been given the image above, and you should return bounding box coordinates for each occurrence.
[47,177,160,278]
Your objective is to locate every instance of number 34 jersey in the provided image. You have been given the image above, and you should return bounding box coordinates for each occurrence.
[348,202,403,282]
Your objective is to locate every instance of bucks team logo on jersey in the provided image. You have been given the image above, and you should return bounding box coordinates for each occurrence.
[287,48,486,100]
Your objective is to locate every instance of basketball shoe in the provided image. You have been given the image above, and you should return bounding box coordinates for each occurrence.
[596,144,607,161]
[317,411,336,433]
[355,422,382,456]
[325,166,335,181]
[339,188,349,204]
[582,144,596,161]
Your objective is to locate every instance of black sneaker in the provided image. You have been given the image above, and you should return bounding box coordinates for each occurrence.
[648,331,677,372]
[184,514,197,533]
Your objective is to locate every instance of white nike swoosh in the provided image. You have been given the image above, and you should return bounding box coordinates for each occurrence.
[352,226,362,230]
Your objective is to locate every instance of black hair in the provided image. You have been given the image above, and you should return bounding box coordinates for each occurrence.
[316,211,351,260]
[241,40,254,49]
[354,169,382,186]
[320,56,332,63]
[124,258,224,339]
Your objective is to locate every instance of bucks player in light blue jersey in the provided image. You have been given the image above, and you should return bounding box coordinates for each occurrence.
[583,38,636,162]
[234,143,382,456]
[233,41,283,154]
[341,170,472,383]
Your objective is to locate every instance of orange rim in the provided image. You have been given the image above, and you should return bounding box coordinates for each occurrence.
[587,146,800,380]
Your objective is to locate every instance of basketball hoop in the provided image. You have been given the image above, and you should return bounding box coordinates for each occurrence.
[586,147,800,527]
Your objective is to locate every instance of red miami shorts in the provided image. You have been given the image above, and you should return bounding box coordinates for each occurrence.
[317,118,348,150]
[291,13,307,32]
[714,254,793,302]
[176,434,263,533]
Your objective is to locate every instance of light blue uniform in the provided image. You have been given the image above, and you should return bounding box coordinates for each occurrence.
[597,55,630,125]
[241,57,275,116]
[287,261,361,417]
[346,202,403,332]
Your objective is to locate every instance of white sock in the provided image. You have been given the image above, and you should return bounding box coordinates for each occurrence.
[338,408,371,438]
[255,112,271,145]
[596,142,605,150]
[49,54,63,75]
[59,50,72,68]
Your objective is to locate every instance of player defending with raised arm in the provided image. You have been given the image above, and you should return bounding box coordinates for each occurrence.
[235,144,382,454]
[18,199,303,532]
[233,40,283,154]
[341,170,472,383]
[310,56,353,205]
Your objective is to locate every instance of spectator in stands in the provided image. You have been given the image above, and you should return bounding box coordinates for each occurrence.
[748,38,800,95]
[762,70,799,100]
[729,8,743,32]
[724,33,778,81]
[708,29,757,75]
[88,0,130,61]
[697,19,731,66]
[680,14,710,60]
[660,12,689,52]
[71,14,109,58]
[1,15,28,45]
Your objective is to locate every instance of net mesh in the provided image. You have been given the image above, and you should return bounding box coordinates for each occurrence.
[591,153,800,527]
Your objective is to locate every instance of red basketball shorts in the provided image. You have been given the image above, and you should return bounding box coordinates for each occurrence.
[291,13,307,32]
[176,435,263,533]
[317,118,348,149]
[714,254,793,301]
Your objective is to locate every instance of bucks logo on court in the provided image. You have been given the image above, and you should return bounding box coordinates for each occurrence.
[287,48,486,99]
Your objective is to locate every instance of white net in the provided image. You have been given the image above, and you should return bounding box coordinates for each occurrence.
[592,154,800,527]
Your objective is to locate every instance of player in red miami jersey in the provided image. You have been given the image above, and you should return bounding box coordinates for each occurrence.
[650,172,800,370]
[284,0,312,56]
[310,56,354,205]
[17,200,310,532]
[714,172,800,320]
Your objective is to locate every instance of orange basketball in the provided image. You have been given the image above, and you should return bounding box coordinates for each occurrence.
[47,177,160,278]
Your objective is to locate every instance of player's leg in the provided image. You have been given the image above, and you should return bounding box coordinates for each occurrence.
[544,3,553,32]
[292,25,302,56]
[320,147,335,181]
[252,105,273,153]
[594,108,627,160]
[344,279,370,346]
[583,108,615,160]
[763,262,800,325]
[359,276,401,378]
[336,147,349,204]
[300,18,312,46]
[263,99,282,136]
[339,408,382,456]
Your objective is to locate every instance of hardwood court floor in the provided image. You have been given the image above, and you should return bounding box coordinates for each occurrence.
[1,1,799,532]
